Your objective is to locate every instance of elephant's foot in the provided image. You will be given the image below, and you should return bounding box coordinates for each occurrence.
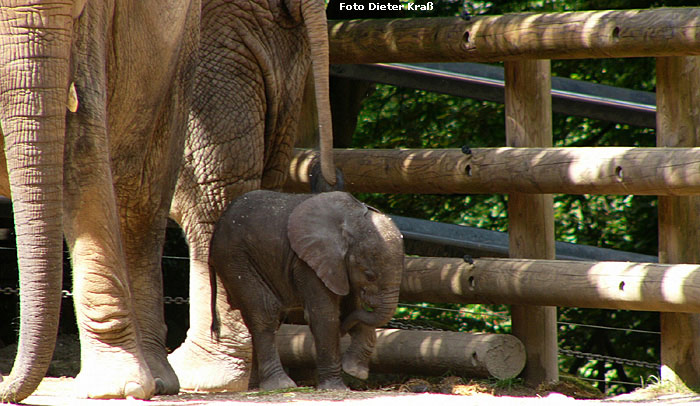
[318,377,348,391]
[260,374,297,391]
[168,338,251,392]
[342,353,370,380]
[75,350,155,399]
[144,350,180,395]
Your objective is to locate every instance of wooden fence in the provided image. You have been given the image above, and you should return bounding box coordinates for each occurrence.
[286,7,700,387]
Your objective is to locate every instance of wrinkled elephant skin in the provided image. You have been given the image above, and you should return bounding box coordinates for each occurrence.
[167,0,333,392]
[0,0,334,399]
[209,191,404,391]
[0,0,200,401]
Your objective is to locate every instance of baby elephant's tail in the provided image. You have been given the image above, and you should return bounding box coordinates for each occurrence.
[209,263,221,341]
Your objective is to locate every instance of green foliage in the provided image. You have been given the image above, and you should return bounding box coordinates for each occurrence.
[493,377,523,390]
[394,303,512,333]
[554,194,657,255]
[352,83,509,230]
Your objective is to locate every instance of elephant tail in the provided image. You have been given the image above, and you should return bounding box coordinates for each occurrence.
[301,0,336,186]
[209,263,221,341]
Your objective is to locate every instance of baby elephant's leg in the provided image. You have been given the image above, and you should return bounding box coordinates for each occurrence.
[236,291,295,391]
[342,323,376,380]
[248,319,297,391]
[305,293,347,390]
[218,264,296,391]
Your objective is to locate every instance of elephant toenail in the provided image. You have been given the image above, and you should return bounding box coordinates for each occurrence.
[124,382,147,399]
[154,378,166,395]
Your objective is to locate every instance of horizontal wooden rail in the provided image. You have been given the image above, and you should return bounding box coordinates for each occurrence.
[402,257,700,313]
[285,148,700,195]
[277,324,525,379]
[330,8,700,63]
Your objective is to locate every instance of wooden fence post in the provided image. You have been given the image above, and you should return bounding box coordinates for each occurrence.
[656,56,700,388]
[505,59,558,386]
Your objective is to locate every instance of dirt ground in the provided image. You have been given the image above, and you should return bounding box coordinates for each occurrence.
[3,335,700,405]
[12,376,700,406]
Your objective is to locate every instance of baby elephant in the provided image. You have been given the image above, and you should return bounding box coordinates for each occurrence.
[209,190,405,391]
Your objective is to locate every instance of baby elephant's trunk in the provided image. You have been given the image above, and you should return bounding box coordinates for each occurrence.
[341,291,399,334]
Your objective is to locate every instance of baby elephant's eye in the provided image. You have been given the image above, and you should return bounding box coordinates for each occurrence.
[364,270,377,282]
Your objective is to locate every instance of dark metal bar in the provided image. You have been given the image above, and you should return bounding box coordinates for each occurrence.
[330,62,656,128]
[391,215,658,263]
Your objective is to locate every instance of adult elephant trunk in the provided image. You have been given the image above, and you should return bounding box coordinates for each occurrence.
[341,290,400,334]
[0,2,73,402]
[301,0,336,186]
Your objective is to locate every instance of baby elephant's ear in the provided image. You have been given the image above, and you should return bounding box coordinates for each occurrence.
[288,192,351,296]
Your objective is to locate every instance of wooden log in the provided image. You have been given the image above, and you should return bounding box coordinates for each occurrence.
[656,56,700,387]
[329,8,700,64]
[401,257,700,313]
[284,147,700,196]
[276,324,526,380]
[504,59,557,386]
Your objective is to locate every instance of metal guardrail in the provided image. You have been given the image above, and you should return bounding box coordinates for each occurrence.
[391,215,658,263]
[331,62,657,128]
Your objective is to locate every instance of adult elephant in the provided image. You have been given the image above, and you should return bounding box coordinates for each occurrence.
[0,0,334,399]
[167,0,335,391]
[0,0,201,401]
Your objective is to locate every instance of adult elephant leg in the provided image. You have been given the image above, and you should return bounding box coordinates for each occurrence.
[63,135,155,400]
[168,210,254,391]
[110,0,200,395]
[167,146,259,392]
[0,2,71,402]
[167,0,266,388]
[115,86,197,396]
[169,0,324,391]
[116,209,179,395]
[62,1,154,399]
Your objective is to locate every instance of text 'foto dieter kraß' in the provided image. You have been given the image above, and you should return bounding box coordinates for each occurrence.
[338,2,435,11]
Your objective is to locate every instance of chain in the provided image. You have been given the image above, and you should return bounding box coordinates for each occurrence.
[0,286,18,295]
[163,296,189,305]
[578,376,643,388]
[399,302,511,321]
[558,320,660,336]
[2,287,72,298]
[385,319,445,331]
[3,286,185,304]
[559,348,661,370]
